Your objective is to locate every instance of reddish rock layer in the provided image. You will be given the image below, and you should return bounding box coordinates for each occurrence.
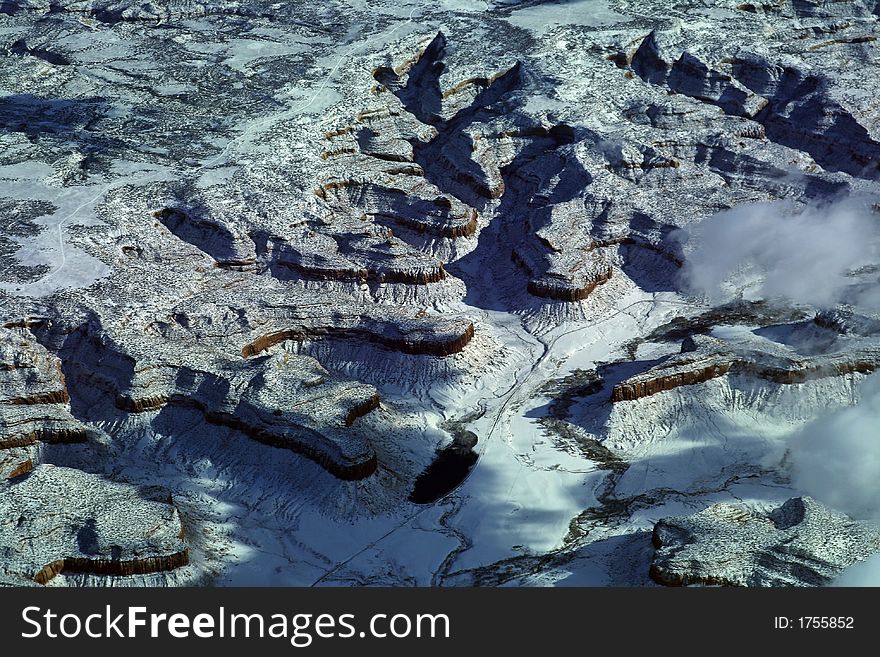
[9,390,70,406]
[344,392,381,427]
[612,362,732,402]
[611,355,880,403]
[114,392,379,480]
[200,408,378,481]
[374,208,478,238]
[241,322,475,359]
[8,459,33,480]
[0,427,89,450]
[32,549,191,585]
[512,250,613,301]
[275,257,447,285]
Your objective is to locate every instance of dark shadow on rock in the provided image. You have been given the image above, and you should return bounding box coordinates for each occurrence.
[156,206,232,256]
[374,42,603,312]
[620,211,685,293]
[34,308,136,425]
[790,0,874,17]
[383,32,446,125]
[524,356,668,445]
[695,136,852,201]
[151,366,231,439]
[446,125,597,312]
[752,320,839,356]
[633,44,880,181]
[732,60,880,181]
[152,179,259,269]
[409,440,478,504]
[76,518,100,556]
[9,39,70,66]
[0,94,125,160]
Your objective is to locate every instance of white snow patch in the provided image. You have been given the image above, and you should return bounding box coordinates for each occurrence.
[504,0,629,36]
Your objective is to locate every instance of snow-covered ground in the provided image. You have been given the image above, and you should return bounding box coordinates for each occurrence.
[4,0,880,587]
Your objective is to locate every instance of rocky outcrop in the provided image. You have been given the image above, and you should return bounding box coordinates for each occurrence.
[154,207,257,271]
[323,29,617,305]
[611,334,880,402]
[47,267,473,481]
[731,54,880,179]
[27,197,477,481]
[514,247,613,302]
[611,360,731,402]
[240,318,475,359]
[317,181,478,239]
[0,465,189,584]
[0,328,88,452]
[308,50,488,277]
[667,52,768,118]
[632,33,880,180]
[633,29,768,117]
[61,326,383,481]
[650,497,880,586]
[814,309,880,337]
[631,29,679,85]
[0,446,36,480]
[370,32,520,203]
[269,224,449,285]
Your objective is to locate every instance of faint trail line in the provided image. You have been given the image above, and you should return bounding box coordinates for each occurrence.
[24,5,423,290]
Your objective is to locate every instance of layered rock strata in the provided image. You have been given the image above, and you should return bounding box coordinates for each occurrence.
[650,497,880,586]
[0,465,189,584]
[0,327,88,476]
[611,335,880,402]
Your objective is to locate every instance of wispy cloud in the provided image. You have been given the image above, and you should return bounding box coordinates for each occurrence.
[788,373,880,520]
[680,198,880,309]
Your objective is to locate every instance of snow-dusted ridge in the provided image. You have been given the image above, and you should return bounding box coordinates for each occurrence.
[2,0,880,586]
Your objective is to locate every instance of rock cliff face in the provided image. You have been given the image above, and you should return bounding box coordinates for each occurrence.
[51,307,385,480]
[611,334,880,402]
[13,184,477,482]
[323,30,620,303]
[0,327,88,456]
[611,360,731,402]
[631,24,880,180]
[650,497,880,586]
[268,222,450,286]
[154,207,257,271]
[241,320,474,359]
[0,325,193,582]
[0,446,36,481]
[0,465,189,584]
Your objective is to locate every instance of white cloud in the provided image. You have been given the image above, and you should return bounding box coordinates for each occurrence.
[788,373,880,520]
[832,553,880,586]
[681,198,880,309]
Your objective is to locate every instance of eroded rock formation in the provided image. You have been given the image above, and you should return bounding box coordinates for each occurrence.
[611,334,880,402]
[650,497,880,586]
[320,31,618,303]
[0,327,88,463]
[0,465,189,584]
